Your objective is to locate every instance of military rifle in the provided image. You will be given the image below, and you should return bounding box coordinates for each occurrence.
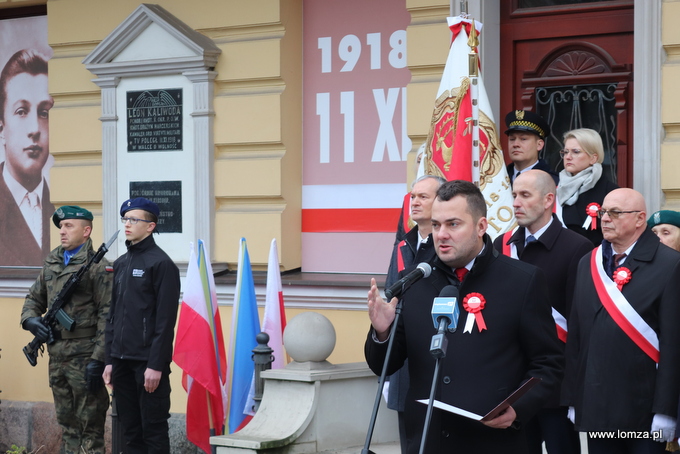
[23,230,119,366]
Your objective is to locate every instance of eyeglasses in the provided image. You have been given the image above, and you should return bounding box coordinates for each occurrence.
[596,210,642,219]
[120,217,154,225]
[559,148,585,158]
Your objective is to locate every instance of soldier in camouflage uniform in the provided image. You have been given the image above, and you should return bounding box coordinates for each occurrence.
[21,205,113,454]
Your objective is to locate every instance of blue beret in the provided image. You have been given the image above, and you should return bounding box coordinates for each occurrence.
[648,210,680,229]
[53,205,93,227]
[120,197,160,218]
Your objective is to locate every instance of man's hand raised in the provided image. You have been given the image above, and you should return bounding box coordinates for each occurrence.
[367,278,398,341]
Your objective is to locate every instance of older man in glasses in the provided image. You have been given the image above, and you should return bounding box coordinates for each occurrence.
[103,197,180,454]
[562,188,680,454]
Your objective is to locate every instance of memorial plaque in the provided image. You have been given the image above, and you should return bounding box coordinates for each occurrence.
[129,181,182,233]
[127,89,183,152]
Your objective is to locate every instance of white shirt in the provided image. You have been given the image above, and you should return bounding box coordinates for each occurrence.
[513,159,540,182]
[526,217,554,246]
[3,163,43,247]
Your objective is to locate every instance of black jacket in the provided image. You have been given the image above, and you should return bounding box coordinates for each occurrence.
[562,229,680,431]
[105,234,180,370]
[494,216,593,407]
[366,235,563,453]
[560,175,619,247]
[493,216,593,325]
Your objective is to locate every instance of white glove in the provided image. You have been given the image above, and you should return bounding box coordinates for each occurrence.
[651,413,676,442]
[567,406,575,424]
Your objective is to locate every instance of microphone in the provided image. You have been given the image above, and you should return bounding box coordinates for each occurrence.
[384,262,432,300]
[429,285,459,358]
[430,285,460,333]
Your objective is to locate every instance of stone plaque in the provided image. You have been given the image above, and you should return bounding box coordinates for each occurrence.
[127,89,183,152]
[129,181,182,233]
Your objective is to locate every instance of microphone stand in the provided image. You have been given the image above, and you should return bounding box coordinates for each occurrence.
[418,318,449,454]
[361,291,406,454]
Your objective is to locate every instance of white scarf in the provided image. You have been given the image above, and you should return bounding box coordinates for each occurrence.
[557,163,602,206]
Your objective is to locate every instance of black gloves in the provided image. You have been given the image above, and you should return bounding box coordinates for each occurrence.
[23,317,50,343]
[85,360,105,393]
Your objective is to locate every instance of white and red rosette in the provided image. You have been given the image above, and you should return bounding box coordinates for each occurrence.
[462,292,487,333]
[582,202,600,230]
[613,266,632,291]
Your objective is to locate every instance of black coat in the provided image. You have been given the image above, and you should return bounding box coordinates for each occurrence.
[493,216,593,407]
[560,175,618,247]
[562,228,680,431]
[385,226,436,413]
[493,215,593,328]
[507,159,559,186]
[366,235,563,454]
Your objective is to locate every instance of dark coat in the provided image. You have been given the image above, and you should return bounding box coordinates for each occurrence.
[560,175,619,247]
[366,235,563,454]
[385,226,436,413]
[507,159,559,186]
[562,228,680,431]
[493,215,593,328]
[493,216,592,408]
[0,162,54,266]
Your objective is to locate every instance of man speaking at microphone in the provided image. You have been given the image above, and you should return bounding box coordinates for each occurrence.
[365,180,563,454]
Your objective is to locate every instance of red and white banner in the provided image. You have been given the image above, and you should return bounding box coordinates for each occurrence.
[424,17,514,239]
[301,0,411,272]
[590,245,659,362]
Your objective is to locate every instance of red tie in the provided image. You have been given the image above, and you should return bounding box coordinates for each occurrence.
[455,267,468,282]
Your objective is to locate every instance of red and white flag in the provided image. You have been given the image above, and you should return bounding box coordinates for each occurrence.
[425,16,515,238]
[174,241,228,453]
[262,238,287,369]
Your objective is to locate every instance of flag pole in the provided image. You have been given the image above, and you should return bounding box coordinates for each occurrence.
[206,389,217,454]
[468,19,480,187]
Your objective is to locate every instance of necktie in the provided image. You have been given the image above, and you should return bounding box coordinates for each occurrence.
[611,252,627,276]
[455,267,468,282]
[613,253,627,267]
[526,235,537,246]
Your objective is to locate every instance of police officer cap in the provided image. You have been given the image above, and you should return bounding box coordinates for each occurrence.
[52,205,94,227]
[504,110,550,139]
[647,210,680,229]
[120,197,160,218]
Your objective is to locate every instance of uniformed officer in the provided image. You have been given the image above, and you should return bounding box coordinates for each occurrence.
[504,109,558,185]
[21,205,113,454]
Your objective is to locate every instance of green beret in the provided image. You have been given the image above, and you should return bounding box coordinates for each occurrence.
[52,205,94,227]
[647,210,680,229]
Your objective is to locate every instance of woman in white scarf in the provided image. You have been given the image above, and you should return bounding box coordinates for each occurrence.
[557,128,618,247]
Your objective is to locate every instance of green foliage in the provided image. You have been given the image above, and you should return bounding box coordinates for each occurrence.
[5,445,27,454]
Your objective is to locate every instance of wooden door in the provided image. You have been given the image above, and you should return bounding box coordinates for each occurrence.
[500,0,634,186]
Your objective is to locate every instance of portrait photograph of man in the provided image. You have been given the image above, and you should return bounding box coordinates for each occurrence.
[0,14,54,266]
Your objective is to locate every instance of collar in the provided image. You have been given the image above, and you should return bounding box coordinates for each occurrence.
[3,162,44,207]
[527,216,553,241]
[64,243,85,265]
[126,233,156,252]
[513,159,540,180]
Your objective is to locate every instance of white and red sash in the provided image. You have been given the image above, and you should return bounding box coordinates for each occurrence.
[501,227,567,342]
[552,308,568,343]
[590,245,659,363]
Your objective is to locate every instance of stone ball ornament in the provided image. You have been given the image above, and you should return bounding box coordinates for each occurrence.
[283,312,336,362]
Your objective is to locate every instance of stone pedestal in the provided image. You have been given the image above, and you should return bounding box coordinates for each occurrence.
[211,361,398,454]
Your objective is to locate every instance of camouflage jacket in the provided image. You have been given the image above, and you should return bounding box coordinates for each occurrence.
[21,238,113,361]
